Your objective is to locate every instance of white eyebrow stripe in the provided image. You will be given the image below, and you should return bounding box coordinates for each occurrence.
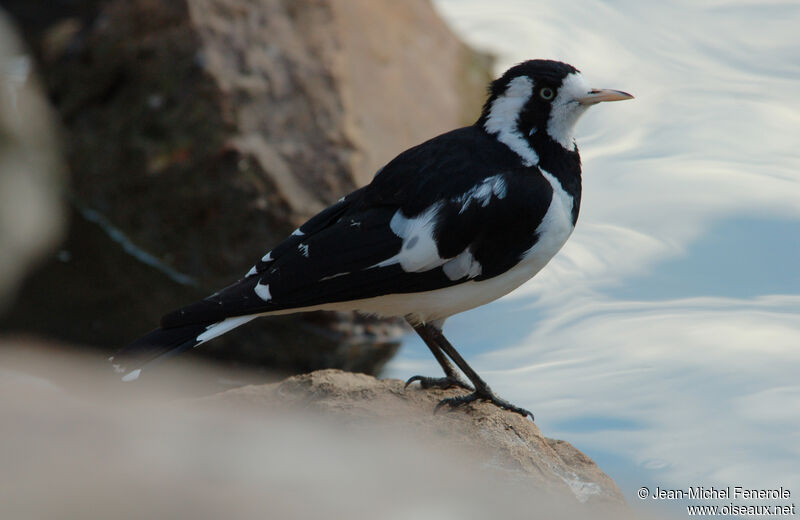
[483,76,539,166]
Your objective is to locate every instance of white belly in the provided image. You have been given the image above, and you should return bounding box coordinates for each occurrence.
[321,252,564,323]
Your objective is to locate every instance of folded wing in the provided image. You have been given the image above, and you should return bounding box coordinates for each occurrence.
[161,126,554,328]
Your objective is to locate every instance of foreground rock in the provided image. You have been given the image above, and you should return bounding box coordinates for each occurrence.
[1,0,491,374]
[200,369,629,511]
[1,346,632,519]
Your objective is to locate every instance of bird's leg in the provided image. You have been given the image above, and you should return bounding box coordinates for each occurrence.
[419,323,534,420]
[405,318,472,391]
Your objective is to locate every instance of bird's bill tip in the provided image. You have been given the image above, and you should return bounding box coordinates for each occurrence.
[579,89,634,105]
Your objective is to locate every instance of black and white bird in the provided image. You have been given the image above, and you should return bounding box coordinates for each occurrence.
[111,59,632,418]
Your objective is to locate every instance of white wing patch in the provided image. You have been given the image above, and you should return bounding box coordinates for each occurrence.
[298,244,309,257]
[483,76,539,167]
[442,248,482,281]
[246,250,274,277]
[320,272,350,281]
[372,175,504,277]
[372,203,446,272]
[254,281,272,301]
[453,175,507,214]
[196,315,256,345]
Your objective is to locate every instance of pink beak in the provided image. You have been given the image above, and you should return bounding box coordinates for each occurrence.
[578,89,634,105]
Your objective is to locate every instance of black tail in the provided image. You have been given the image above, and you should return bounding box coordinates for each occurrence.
[111,315,257,380]
[110,322,212,381]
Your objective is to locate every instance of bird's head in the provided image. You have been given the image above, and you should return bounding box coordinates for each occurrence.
[478,60,633,164]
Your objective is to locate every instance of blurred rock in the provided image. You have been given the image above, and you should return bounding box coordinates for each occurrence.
[201,369,629,509]
[0,348,633,520]
[0,11,66,312]
[0,1,106,52]
[0,0,491,374]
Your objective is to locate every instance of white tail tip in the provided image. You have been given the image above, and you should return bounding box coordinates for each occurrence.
[122,369,142,382]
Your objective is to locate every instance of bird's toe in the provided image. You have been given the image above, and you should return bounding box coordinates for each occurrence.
[405,375,473,391]
[434,390,534,421]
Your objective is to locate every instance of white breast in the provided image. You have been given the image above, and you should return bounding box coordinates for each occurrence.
[519,169,575,271]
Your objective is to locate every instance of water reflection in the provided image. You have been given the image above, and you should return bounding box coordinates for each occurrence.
[388,0,800,515]
[615,217,800,300]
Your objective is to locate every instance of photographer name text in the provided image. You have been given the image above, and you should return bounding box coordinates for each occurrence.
[650,486,791,500]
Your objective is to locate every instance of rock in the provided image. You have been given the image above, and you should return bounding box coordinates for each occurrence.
[0,346,632,519]
[199,369,630,511]
[0,11,66,312]
[0,0,491,374]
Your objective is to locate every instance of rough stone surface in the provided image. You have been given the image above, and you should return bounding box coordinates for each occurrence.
[1,348,633,520]
[200,369,630,510]
[0,0,491,374]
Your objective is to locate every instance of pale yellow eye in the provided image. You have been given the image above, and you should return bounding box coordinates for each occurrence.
[539,87,555,101]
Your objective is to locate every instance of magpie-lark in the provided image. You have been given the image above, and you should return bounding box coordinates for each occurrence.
[111,59,632,419]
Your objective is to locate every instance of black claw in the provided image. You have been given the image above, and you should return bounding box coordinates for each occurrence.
[405,375,473,391]
[434,392,479,413]
[434,390,534,420]
[406,322,534,421]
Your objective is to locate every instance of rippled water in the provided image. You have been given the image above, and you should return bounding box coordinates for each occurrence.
[387,0,800,516]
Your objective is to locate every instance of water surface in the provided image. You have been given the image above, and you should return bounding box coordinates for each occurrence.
[388,1,800,516]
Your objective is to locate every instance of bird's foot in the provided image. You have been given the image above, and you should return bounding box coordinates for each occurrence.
[405,374,473,391]
[435,387,534,420]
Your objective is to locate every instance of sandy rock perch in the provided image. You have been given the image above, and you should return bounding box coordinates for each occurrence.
[199,368,631,513]
[0,345,633,520]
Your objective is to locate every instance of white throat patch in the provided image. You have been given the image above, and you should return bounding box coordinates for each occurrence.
[483,76,539,167]
[547,72,590,150]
